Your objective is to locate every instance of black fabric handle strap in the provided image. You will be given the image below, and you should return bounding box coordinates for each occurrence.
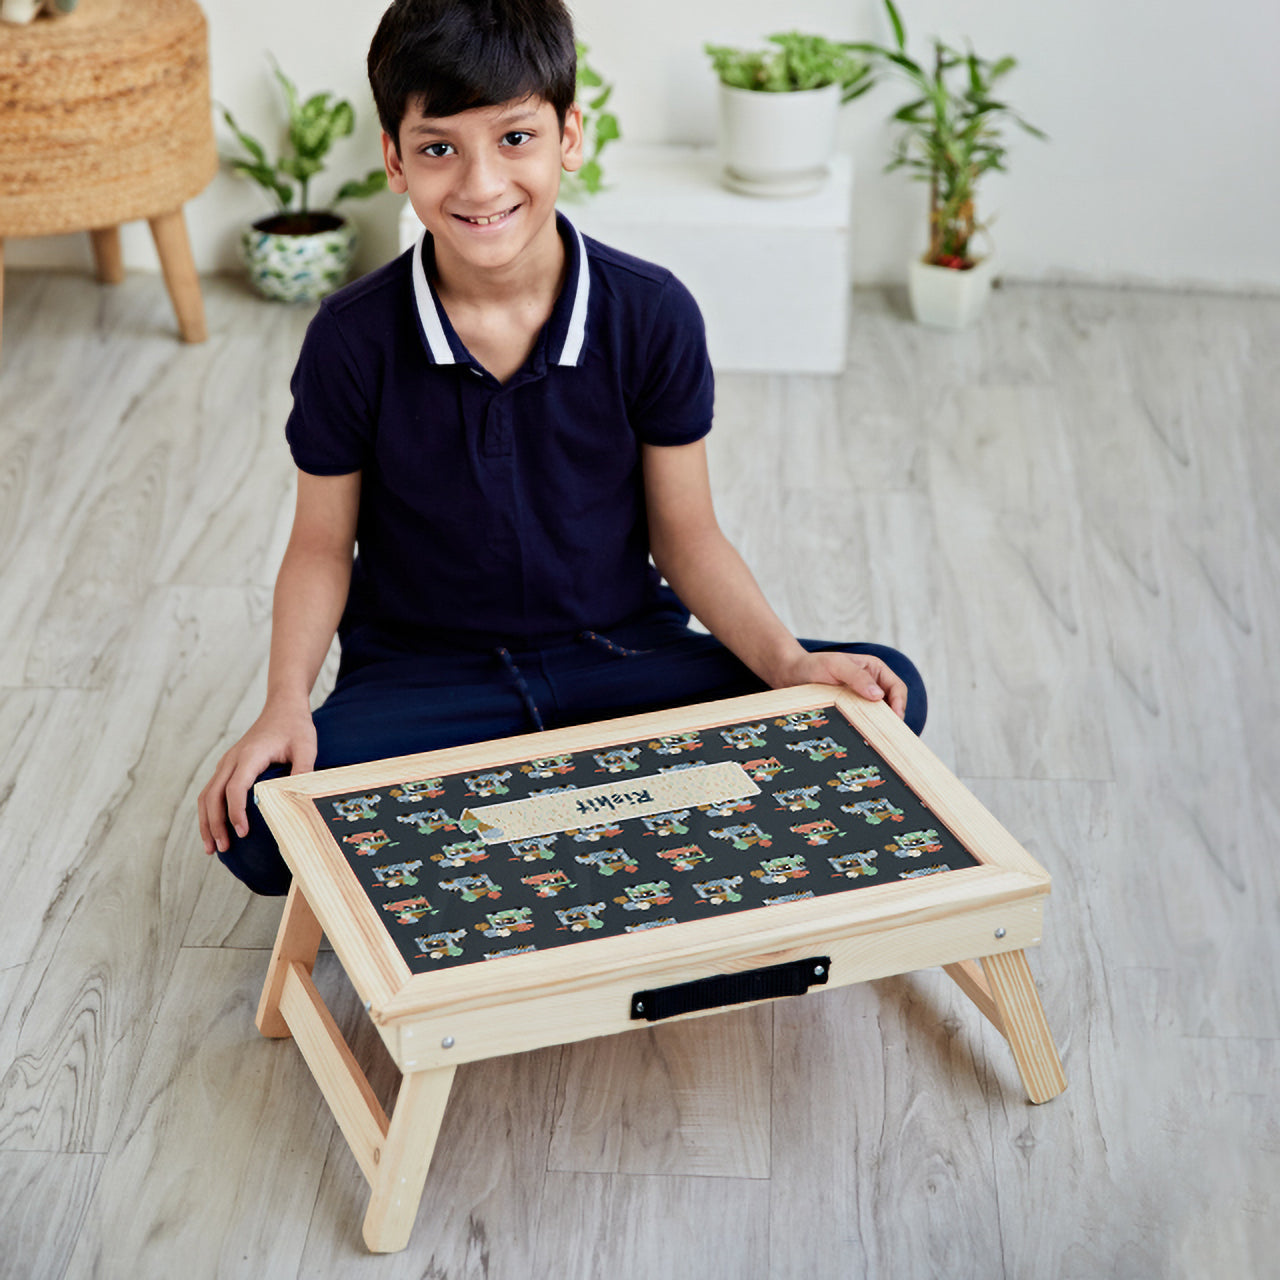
[630,957,831,1022]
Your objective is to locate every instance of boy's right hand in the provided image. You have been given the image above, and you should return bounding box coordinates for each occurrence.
[198,701,318,856]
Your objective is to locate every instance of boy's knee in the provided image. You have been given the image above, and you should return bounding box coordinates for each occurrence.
[215,764,292,896]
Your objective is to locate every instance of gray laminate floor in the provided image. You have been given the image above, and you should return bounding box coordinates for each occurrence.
[0,268,1275,1279]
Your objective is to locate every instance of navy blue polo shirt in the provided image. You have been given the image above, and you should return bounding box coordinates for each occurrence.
[285,213,715,649]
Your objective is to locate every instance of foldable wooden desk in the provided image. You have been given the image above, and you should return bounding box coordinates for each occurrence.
[255,685,1066,1253]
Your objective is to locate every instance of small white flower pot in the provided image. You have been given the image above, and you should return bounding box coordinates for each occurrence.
[716,82,841,197]
[907,255,996,330]
[240,213,358,304]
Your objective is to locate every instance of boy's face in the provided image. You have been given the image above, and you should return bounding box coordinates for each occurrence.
[384,96,584,280]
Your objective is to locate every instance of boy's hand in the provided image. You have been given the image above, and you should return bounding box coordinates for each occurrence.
[197,702,318,856]
[773,649,908,720]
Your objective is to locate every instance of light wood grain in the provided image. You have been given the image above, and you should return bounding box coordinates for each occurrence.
[1,269,1277,1276]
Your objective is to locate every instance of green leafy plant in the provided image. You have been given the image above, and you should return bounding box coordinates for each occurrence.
[562,40,621,198]
[850,0,1045,268]
[704,32,873,102]
[220,57,387,231]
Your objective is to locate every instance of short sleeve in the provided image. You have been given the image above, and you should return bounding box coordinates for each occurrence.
[284,302,374,475]
[629,273,715,446]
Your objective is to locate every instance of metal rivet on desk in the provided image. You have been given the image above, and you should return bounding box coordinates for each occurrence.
[441,1036,455,1050]
[363,1000,372,1011]
[994,927,1007,939]
[635,1001,644,1013]
[814,965,825,976]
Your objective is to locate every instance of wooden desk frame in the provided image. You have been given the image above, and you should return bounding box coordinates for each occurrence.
[255,685,1066,1253]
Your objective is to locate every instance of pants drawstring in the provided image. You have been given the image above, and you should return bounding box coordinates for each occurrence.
[577,630,653,658]
[495,646,545,731]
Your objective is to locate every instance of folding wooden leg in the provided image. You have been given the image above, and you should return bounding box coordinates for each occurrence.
[362,1064,457,1253]
[257,881,323,1038]
[945,949,1066,1104]
[147,207,207,343]
[89,226,125,284]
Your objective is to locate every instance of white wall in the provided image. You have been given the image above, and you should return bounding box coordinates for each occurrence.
[9,0,1279,290]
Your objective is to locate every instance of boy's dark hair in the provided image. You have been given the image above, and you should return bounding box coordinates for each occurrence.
[369,0,577,150]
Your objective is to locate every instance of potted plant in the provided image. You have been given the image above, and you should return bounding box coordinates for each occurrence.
[221,58,387,303]
[851,0,1045,328]
[704,32,873,197]
[559,40,621,200]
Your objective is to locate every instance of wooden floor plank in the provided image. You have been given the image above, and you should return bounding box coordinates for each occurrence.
[1,270,1277,1272]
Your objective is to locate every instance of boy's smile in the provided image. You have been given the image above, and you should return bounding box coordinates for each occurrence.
[384,97,583,288]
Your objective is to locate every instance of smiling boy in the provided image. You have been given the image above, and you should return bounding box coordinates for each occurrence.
[198,0,926,895]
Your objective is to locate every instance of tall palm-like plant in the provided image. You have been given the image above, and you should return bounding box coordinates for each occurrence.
[852,0,1045,267]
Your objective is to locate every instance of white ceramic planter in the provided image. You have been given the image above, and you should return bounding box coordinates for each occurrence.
[240,214,358,304]
[716,82,841,197]
[907,255,996,330]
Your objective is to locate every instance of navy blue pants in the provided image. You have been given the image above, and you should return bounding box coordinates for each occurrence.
[218,616,927,895]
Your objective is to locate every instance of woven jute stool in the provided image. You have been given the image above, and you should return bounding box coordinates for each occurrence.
[0,0,217,356]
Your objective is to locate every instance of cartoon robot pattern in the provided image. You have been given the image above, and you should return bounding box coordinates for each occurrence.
[656,844,711,871]
[829,849,880,878]
[791,818,845,847]
[786,736,848,763]
[484,944,537,961]
[396,808,461,835]
[763,890,815,906]
[415,928,467,958]
[648,732,702,754]
[828,766,884,794]
[432,839,489,868]
[464,769,512,797]
[842,798,906,825]
[641,810,691,837]
[593,747,642,773]
[383,895,437,924]
[708,822,772,850]
[699,796,755,817]
[508,835,559,861]
[742,756,790,782]
[521,755,575,778]
[371,859,423,888]
[899,863,947,879]
[775,711,828,732]
[614,880,674,911]
[693,875,744,905]
[624,916,678,932]
[555,901,608,932]
[521,868,577,897]
[476,907,535,938]
[774,785,822,812]
[886,829,945,857]
[438,873,502,902]
[574,847,640,876]
[751,854,809,883]
[569,821,624,843]
[343,829,397,857]
[720,722,767,749]
[332,794,381,822]
[389,779,445,801]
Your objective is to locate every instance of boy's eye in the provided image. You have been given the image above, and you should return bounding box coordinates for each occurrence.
[501,131,532,147]
[422,142,454,158]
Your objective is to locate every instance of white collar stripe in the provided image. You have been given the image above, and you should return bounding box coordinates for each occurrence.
[556,221,590,367]
[411,227,455,364]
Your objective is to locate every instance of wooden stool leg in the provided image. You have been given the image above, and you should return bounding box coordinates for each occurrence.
[146,208,207,343]
[362,1064,457,1253]
[89,226,125,284]
[257,881,323,1038]
[977,949,1067,1104]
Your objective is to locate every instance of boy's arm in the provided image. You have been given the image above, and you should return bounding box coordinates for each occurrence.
[198,468,361,855]
[642,440,907,717]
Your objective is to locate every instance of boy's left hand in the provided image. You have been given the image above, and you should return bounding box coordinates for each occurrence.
[774,650,908,720]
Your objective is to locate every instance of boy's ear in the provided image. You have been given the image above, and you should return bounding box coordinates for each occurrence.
[560,104,585,174]
[382,130,408,193]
